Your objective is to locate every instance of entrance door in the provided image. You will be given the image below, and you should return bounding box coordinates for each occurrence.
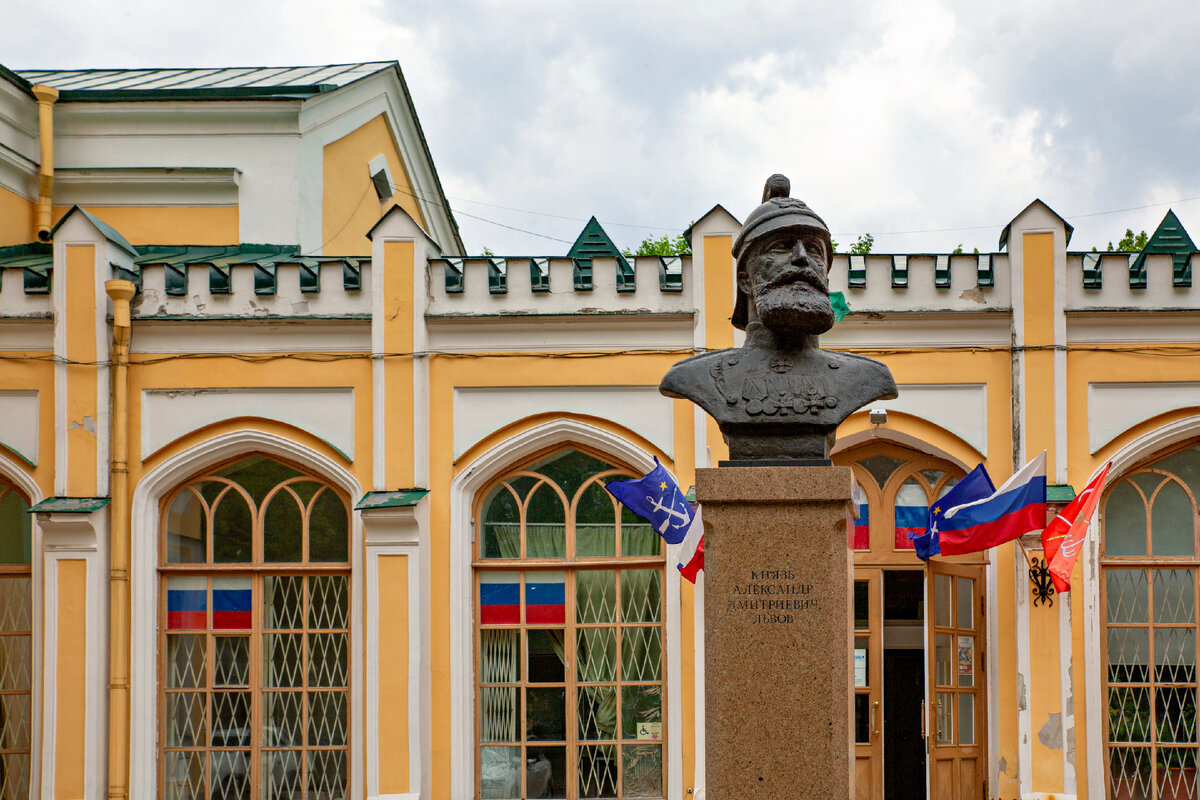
[854,569,883,800]
[926,560,986,800]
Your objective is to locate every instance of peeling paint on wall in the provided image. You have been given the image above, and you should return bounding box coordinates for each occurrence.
[1038,712,1063,750]
[69,415,96,434]
[999,756,1007,774]
[1018,673,1027,711]
[1065,724,1075,764]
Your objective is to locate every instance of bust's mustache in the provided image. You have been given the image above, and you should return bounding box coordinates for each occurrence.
[761,266,827,293]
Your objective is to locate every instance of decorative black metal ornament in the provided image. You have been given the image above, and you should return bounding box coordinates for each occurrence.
[1029,556,1056,607]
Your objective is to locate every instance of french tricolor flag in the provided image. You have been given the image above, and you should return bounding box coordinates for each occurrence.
[480,573,521,625]
[676,506,704,584]
[937,452,1047,556]
[212,576,252,629]
[167,576,207,630]
[525,573,566,624]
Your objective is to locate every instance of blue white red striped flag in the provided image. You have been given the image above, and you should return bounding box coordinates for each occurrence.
[936,452,1047,556]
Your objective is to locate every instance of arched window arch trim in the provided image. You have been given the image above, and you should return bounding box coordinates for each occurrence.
[1083,415,1200,796]
[128,430,364,800]
[448,418,687,800]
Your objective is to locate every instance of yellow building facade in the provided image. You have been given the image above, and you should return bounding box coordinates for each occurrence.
[1,62,1199,800]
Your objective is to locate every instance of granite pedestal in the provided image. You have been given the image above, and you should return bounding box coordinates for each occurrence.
[696,465,854,800]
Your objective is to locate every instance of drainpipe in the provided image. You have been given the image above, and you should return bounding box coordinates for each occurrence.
[32,84,58,242]
[105,279,135,800]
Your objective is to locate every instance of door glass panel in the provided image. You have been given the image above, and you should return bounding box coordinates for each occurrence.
[957,636,975,688]
[936,693,953,744]
[855,694,870,743]
[956,577,974,629]
[958,693,975,745]
[935,575,952,627]
[526,687,566,741]
[854,635,869,688]
[854,581,868,629]
[935,633,953,686]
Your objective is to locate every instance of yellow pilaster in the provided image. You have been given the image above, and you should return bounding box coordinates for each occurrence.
[64,244,98,496]
[378,554,411,792]
[703,234,734,464]
[1021,231,1064,792]
[55,559,87,800]
[384,239,416,488]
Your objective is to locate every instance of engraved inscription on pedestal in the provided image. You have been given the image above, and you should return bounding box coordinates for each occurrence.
[726,568,820,625]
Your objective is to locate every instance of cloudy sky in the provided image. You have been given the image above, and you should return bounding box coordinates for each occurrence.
[4,0,1199,255]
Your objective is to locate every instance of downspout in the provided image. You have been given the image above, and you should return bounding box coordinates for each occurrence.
[32,85,58,242]
[105,279,135,800]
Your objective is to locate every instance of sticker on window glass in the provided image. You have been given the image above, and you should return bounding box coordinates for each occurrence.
[637,722,662,741]
[958,636,973,677]
[525,572,565,624]
[166,576,206,630]
[480,572,520,624]
[212,576,252,629]
[854,648,868,688]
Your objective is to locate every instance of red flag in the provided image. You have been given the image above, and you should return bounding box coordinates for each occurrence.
[1041,463,1111,594]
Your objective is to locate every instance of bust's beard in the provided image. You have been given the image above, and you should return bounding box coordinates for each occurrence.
[755,284,835,337]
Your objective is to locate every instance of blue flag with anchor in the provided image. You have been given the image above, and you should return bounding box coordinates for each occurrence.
[604,457,694,545]
[910,463,995,561]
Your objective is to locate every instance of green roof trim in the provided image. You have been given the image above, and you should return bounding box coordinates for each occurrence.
[30,496,110,513]
[1046,484,1076,504]
[568,216,623,260]
[50,206,138,258]
[685,485,696,503]
[1130,209,1197,288]
[355,490,429,510]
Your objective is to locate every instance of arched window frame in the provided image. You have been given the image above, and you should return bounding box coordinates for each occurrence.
[471,443,668,800]
[156,453,353,800]
[0,478,33,800]
[1099,440,1200,800]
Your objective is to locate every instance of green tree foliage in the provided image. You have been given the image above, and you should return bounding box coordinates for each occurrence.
[849,233,874,255]
[624,232,692,257]
[1106,229,1149,252]
[952,244,963,255]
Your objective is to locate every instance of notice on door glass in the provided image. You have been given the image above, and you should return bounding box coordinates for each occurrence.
[854,648,867,687]
[958,636,973,677]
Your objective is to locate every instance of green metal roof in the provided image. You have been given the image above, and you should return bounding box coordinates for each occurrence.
[1046,484,1077,504]
[29,497,110,513]
[568,216,624,260]
[355,490,429,510]
[1130,209,1197,288]
[51,206,138,257]
[15,62,396,101]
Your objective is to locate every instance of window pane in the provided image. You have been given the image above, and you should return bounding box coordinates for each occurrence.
[482,484,521,559]
[307,749,347,800]
[577,571,616,624]
[166,634,205,689]
[1151,479,1195,556]
[480,746,521,799]
[1108,685,1151,742]
[263,489,302,562]
[212,576,251,631]
[261,750,301,800]
[213,637,249,687]
[578,685,616,740]
[216,455,300,505]
[858,455,904,489]
[936,692,953,744]
[262,691,301,746]
[854,636,869,688]
[578,744,617,798]
[308,632,348,688]
[263,575,302,630]
[854,581,869,629]
[481,629,521,683]
[163,751,204,800]
[956,577,974,630]
[263,633,302,688]
[480,572,521,625]
[1108,628,1150,683]
[621,503,660,557]
[1158,748,1198,800]
[309,690,347,746]
[854,693,870,743]
[935,633,953,686]
[935,575,951,627]
[310,575,348,630]
[852,480,869,550]
[0,634,30,692]
[1107,569,1149,624]
[1105,480,1148,556]
[527,687,567,741]
[1155,628,1196,683]
[622,628,661,681]
[308,488,348,562]
[576,482,616,558]
[211,488,252,563]
[526,572,566,625]
[957,693,975,744]
[1108,747,1153,800]
[481,687,519,742]
[622,744,662,798]
[1155,568,1196,625]
[537,450,613,504]
[621,685,662,739]
[165,692,205,747]
[210,692,250,747]
[894,479,926,549]
[0,488,30,565]
[527,629,565,683]
[531,746,567,799]
[958,636,975,688]
[166,489,206,564]
[526,482,566,559]
[578,628,616,683]
[1158,686,1197,744]
[0,576,31,631]
[167,576,207,631]
[621,570,661,623]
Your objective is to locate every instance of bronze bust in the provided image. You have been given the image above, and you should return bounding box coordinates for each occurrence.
[660,174,897,464]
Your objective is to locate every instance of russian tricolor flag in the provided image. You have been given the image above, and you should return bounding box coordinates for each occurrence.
[937,452,1047,557]
[852,499,869,549]
[212,576,251,629]
[480,573,521,625]
[525,573,565,624]
[894,504,924,549]
[167,576,206,630]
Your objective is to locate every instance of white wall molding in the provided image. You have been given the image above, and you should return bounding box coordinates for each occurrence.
[0,390,38,465]
[449,419,685,799]
[1089,383,1200,454]
[129,431,365,800]
[865,383,988,457]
